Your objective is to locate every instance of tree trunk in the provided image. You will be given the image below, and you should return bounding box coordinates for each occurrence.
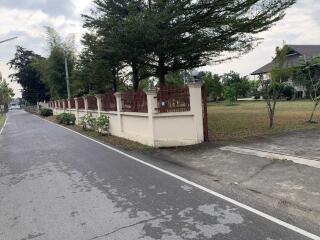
[269,109,274,128]
[112,67,117,92]
[159,73,165,86]
[131,62,140,91]
[309,101,319,122]
[266,99,277,128]
[158,55,166,85]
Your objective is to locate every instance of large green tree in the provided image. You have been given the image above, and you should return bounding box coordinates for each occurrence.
[144,0,296,84]
[222,71,251,99]
[261,46,290,128]
[8,46,49,104]
[0,79,14,113]
[33,27,75,99]
[199,71,223,101]
[83,0,153,90]
[72,32,125,95]
[84,0,295,89]
[293,56,320,123]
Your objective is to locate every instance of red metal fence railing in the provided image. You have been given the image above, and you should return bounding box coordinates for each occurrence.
[59,100,64,109]
[70,98,75,109]
[155,85,190,113]
[87,96,98,110]
[78,98,85,110]
[121,90,148,113]
[64,100,69,109]
[101,93,117,111]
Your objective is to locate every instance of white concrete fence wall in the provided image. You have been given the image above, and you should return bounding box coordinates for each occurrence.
[48,83,204,147]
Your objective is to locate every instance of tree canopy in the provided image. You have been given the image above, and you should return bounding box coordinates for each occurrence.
[293,55,320,122]
[222,71,251,98]
[83,0,296,90]
[8,0,296,102]
[33,27,75,99]
[260,45,288,128]
[0,79,14,112]
[8,46,49,104]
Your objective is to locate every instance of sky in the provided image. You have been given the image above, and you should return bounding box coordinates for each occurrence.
[0,0,320,98]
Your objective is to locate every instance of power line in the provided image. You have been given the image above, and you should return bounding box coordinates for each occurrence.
[0,37,18,45]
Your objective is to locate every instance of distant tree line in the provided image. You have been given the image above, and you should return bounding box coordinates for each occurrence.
[0,78,14,113]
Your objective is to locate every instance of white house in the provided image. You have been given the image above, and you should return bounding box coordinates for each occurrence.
[251,45,320,98]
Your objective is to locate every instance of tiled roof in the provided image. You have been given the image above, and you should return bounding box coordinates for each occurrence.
[288,45,320,58]
[251,45,320,75]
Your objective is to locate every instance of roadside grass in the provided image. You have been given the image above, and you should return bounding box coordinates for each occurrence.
[0,114,6,129]
[208,100,320,142]
[46,115,153,152]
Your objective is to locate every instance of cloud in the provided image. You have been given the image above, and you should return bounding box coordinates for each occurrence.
[201,0,320,77]
[0,0,92,97]
[0,0,76,18]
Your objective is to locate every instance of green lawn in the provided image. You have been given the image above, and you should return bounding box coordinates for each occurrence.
[207,100,320,142]
[0,114,6,129]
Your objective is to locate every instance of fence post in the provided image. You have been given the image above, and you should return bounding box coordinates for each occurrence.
[52,101,55,115]
[83,97,88,113]
[67,99,71,113]
[96,94,102,116]
[74,98,79,124]
[187,83,204,143]
[146,89,157,146]
[114,92,123,134]
[55,101,58,115]
[62,100,66,112]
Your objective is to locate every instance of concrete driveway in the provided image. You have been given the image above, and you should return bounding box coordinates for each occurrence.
[0,111,318,239]
[156,127,320,236]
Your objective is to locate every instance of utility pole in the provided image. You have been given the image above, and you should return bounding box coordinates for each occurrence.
[64,50,71,100]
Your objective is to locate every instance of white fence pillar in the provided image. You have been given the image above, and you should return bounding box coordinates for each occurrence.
[83,97,88,113]
[67,99,71,113]
[74,98,79,124]
[96,94,102,117]
[55,101,58,115]
[146,90,157,146]
[62,100,66,112]
[114,92,123,134]
[188,83,204,143]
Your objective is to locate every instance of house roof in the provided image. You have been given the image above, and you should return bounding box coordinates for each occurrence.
[288,45,320,58]
[251,45,320,75]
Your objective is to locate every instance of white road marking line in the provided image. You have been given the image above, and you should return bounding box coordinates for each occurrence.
[220,146,320,169]
[32,113,320,240]
[0,115,8,135]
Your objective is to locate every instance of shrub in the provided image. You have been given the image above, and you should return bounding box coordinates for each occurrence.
[79,113,96,130]
[56,113,76,125]
[223,86,237,105]
[40,108,53,117]
[282,85,295,100]
[96,115,110,134]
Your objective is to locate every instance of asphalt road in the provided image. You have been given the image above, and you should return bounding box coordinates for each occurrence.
[0,111,317,240]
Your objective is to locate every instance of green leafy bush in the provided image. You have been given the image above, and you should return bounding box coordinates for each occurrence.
[223,86,237,105]
[56,113,76,125]
[40,108,53,117]
[282,85,295,100]
[96,115,110,134]
[79,114,110,134]
[79,113,96,130]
